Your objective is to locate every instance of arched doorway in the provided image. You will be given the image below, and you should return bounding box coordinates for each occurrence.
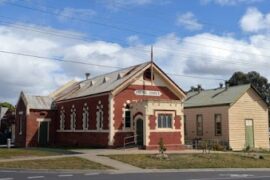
[136,119,144,147]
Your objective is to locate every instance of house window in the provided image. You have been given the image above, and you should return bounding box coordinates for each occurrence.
[82,103,89,130]
[124,104,131,128]
[59,106,65,130]
[158,114,172,128]
[184,115,187,136]
[96,101,104,130]
[215,114,222,136]
[70,105,76,130]
[196,114,203,136]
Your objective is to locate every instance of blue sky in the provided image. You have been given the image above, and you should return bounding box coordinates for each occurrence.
[0,0,270,103]
[1,0,268,43]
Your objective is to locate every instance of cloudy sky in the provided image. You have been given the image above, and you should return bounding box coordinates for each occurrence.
[0,0,270,104]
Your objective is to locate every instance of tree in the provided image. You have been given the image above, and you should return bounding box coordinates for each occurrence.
[228,71,270,104]
[0,102,15,111]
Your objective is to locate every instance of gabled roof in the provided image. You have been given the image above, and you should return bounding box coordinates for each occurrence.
[184,84,255,108]
[21,92,55,110]
[55,61,186,101]
[18,61,186,108]
[56,62,151,101]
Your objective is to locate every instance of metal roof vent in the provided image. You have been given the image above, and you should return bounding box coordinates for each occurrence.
[117,73,124,80]
[90,80,95,86]
[103,77,109,83]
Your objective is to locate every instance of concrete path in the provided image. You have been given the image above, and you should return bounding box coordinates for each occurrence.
[70,148,204,171]
[78,153,142,171]
[0,148,224,172]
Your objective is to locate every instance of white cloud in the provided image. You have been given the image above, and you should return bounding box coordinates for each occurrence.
[240,7,270,33]
[201,0,263,6]
[57,8,96,21]
[176,12,203,31]
[2,22,270,104]
[127,35,142,45]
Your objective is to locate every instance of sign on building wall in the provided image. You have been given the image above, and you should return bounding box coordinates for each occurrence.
[134,90,162,96]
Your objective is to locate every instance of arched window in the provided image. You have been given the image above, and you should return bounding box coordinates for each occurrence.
[70,105,76,130]
[124,104,131,128]
[82,103,89,130]
[96,101,103,130]
[60,106,65,130]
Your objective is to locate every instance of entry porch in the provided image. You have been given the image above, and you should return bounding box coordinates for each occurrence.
[122,100,185,150]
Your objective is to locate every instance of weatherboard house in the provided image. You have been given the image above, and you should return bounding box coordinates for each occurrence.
[184,84,269,151]
[15,62,186,149]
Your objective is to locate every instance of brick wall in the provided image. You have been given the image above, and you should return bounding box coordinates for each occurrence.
[114,85,179,130]
[55,94,110,147]
[56,132,109,147]
[26,109,57,147]
[113,84,181,147]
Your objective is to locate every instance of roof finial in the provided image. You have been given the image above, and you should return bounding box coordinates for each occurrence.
[150,45,153,63]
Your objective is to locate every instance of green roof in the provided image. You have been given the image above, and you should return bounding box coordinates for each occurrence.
[184,84,252,108]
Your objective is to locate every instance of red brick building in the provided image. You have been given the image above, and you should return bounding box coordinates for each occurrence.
[15,62,186,149]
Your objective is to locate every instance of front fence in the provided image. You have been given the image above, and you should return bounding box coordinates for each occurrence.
[185,139,229,151]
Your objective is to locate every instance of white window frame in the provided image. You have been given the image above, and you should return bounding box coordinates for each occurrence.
[70,105,76,131]
[96,101,104,130]
[82,103,89,131]
[215,114,222,136]
[59,106,65,130]
[157,113,173,129]
[124,105,132,129]
[196,114,203,136]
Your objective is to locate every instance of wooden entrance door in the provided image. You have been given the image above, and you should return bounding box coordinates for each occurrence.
[39,121,49,146]
[245,119,254,148]
[136,119,144,147]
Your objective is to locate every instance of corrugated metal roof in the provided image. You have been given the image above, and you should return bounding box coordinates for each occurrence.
[184,84,251,108]
[24,95,55,110]
[57,62,151,101]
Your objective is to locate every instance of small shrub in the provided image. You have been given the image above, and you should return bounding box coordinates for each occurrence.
[158,138,167,155]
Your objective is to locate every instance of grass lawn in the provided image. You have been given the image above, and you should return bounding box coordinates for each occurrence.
[106,153,270,169]
[0,157,111,170]
[0,148,75,159]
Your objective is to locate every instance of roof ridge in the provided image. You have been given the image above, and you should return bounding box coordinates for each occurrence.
[190,83,251,93]
[79,61,150,84]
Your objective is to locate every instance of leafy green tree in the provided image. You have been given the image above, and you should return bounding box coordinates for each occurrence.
[228,71,270,104]
[0,102,15,111]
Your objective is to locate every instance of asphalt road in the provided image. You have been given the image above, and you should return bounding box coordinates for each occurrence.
[1,170,270,180]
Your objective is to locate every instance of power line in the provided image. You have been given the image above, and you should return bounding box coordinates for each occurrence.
[0,49,225,81]
[4,1,270,60]
[3,1,156,37]
[1,18,270,69]
[1,20,269,70]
